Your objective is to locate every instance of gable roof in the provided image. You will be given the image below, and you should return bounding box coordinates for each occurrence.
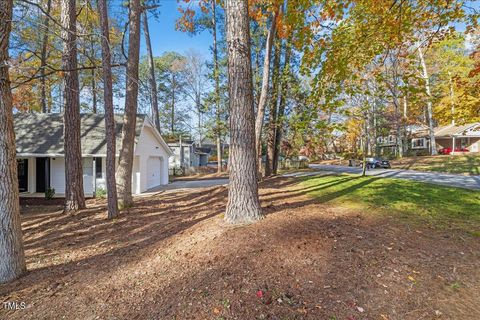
[435,122,480,137]
[14,113,146,156]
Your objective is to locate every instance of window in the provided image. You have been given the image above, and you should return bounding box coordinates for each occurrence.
[412,138,426,149]
[95,157,103,178]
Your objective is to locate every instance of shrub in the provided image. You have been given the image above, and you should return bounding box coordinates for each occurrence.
[95,187,107,199]
[45,187,55,200]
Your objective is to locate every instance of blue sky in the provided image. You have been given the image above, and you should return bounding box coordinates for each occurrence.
[141,0,212,58]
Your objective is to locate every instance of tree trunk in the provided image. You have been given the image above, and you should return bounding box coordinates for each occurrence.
[40,0,52,113]
[361,117,368,176]
[265,37,281,177]
[212,0,222,173]
[116,0,141,207]
[171,73,175,135]
[254,7,277,175]
[224,0,262,224]
[272,40,292,174]
[449,73,455,125]
[393,95,403,158]
[91,67,97,113]
[418,46,437,155]
[0,0,27,283]
[142,10,160,132]
[98,0,119,219]
[61,0,86,213]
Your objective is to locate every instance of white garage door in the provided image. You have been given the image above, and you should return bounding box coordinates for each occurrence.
[147,157,162,189]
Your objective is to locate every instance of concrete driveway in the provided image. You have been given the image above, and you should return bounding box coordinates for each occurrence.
[309,164,480,190]
[144,178,229,194]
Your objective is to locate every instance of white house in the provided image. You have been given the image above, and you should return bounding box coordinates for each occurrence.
[14,113,173,196]
[167,140,211,169]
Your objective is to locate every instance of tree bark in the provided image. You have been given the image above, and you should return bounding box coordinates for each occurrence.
[0,0,27,283]
[265,37,281,176]
[116,0,141,207]
[91,67,97,113]
[418,46,437,155]
[254,7,277,175]
[272,40,292,174]
[171,73,175,135]
[142,10,161,132]
[448,73,455,125]
[40,0,52,113]
[212,0,222,173]
[224,0,262,224]
[61,0,86,213]
[98,0,119,219]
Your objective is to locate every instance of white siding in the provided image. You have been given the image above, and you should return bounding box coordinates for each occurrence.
[50,157,66,194]
[134,125,170,192]
[83,157,93,194]
[50,157,94,195]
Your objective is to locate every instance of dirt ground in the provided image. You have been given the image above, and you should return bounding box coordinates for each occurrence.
[1,176,479,320]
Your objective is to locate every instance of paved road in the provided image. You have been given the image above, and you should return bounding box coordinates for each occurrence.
[309,164,480,190]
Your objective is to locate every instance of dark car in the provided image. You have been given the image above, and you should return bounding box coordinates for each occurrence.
[365,157,391,169]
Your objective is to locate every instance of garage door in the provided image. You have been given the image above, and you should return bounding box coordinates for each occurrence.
[147,157,162,189]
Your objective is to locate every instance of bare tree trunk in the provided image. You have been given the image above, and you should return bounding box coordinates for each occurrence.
[418,46,437,155]
[393,96,403,158]
[224,0,262,224]
[116,0,141,207]
[212,0,222,173]
[265,37,281,177]
[98,0,119,219]
[448,73,455,125]
[171,73,175,135]
[40,0,52,113]
[272,40,292,174]
[362,117,368,176]
[91,67,97,113]
[254,7,277,175]
[142,10,160,132]
[61,0,85,213]
[0,0,26,283]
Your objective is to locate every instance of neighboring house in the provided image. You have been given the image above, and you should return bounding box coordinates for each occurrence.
[432,123,480,153]
[14,113,173,196]
[167,140,211,169]
[377,122,480,155]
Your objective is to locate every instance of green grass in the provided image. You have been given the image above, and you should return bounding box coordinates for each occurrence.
[300,174,480,235]
[392,154,480,175]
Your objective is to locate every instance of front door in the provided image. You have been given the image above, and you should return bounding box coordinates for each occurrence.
[17,159,28,192]
[36,157,50,192]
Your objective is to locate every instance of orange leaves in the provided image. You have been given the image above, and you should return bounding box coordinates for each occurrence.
[176,6,196,32]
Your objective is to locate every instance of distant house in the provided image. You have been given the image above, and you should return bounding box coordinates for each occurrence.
[167,139,211,169]
[14,113,173,196]
[378,122,480,155]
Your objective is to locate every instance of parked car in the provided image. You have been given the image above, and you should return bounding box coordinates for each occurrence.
[439,147,469,155]
[365,157,391,169]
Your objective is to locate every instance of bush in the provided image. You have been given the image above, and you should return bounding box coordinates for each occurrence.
[95,187,107,199]
[45,187,55,200]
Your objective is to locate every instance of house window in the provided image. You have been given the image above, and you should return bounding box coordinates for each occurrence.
[412,138,426,149]
[95,157,103,178]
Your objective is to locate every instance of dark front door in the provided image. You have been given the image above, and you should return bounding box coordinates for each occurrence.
[17,159,28,192]
[36,157,50,193]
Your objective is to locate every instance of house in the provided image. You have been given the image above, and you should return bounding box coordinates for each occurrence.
[14,113,173,196]
[167,139,211,169]
[378,122,480,155]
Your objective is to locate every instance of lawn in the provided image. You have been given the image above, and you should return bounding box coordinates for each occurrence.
[301,174,480,235]
[1,175,480,319]
[391,154,480,175]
